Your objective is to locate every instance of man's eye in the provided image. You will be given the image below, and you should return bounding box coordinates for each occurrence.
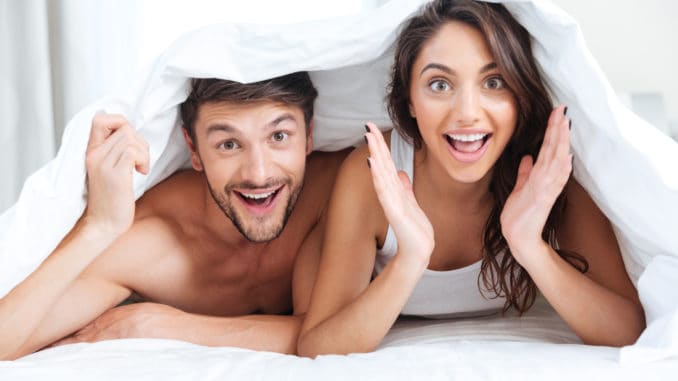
[429,80,451,92]
[272,131,288,142]
[484,77,506,90]
[219,140,239,150]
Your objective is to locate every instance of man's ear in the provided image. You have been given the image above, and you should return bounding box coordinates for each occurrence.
[305,120,314,155]
[182,127,203,171]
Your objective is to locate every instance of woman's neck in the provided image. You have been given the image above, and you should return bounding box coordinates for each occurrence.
[412,147,494,214]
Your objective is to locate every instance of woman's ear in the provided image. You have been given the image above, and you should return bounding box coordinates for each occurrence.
[306,120,314,155]
[182,127,203,171]
[409,103,416,118]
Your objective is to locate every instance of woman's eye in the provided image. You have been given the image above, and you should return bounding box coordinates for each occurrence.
[429,80,451,92]
[272,131,288,142]
[484,77,506,90]
[219,140,239,150]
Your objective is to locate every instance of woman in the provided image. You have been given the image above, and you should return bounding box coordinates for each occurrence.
[297,0,645,357]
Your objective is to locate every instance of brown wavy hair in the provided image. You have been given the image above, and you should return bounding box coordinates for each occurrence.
[180,72,318,143]
[387,0,588,313]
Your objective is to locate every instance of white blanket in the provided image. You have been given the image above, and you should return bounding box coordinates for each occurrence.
[1,297,676,380]
[1,0,677,370]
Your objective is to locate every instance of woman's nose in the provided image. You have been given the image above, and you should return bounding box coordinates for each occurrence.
[451,84,481,127]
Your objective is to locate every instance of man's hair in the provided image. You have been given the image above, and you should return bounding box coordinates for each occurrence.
[180,72,318,142]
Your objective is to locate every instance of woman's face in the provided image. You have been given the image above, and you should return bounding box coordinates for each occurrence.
[409,21,518,184]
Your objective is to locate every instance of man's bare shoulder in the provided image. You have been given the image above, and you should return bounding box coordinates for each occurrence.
[304,149,352,191]
[135,169,205,221]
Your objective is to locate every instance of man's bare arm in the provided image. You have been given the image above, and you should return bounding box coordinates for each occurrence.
[0,114,149,360]
[53,216,326,354]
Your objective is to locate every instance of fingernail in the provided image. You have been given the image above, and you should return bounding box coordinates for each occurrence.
[364,124,370,133]
[569,120,572,130]
[364,135,368,144]
[563,106,568,116]
[366,157,371,168]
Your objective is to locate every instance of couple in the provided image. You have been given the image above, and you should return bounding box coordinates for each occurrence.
[0,0,644,360]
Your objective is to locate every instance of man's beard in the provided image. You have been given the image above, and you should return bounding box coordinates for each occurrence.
[205,176,303,243]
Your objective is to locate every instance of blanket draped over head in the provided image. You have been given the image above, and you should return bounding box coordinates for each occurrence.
[1,0,676,362]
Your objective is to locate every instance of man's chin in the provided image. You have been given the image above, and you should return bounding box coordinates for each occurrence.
[238,220,286,243]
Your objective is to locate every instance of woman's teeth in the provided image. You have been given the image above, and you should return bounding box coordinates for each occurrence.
[446,133,489,154]
[446,133,488,142]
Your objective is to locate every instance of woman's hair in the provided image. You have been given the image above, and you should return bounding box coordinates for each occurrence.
[387,0,588,313]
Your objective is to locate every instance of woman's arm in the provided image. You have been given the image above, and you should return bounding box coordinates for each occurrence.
[521,180,644,346]
[297,124,434,357]
[501,106,644,346]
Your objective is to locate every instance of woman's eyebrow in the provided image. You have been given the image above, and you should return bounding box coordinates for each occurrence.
[420,62,453,76]
[420,62,498,77]
[479,62,498,74]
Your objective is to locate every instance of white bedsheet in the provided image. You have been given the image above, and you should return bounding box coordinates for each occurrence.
[1,0,677,375]
[2,297,675,380]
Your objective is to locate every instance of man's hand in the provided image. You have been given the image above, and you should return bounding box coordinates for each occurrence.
[83,113,150,238]
[51,302,177,346]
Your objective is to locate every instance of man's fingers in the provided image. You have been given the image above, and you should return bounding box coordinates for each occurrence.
[94,127,149,175]
[88,113,132,148]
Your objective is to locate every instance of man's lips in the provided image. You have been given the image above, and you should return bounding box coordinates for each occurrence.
[233,185,284,209]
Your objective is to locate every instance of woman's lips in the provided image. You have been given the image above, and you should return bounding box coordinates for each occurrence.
[445,133,491,163]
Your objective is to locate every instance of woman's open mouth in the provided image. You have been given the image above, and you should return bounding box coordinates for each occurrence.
[445,132,492,163]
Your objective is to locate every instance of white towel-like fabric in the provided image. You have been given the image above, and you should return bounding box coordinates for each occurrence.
[1,0,676,363]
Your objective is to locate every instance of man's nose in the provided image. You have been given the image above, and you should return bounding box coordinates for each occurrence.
[451,84,481,127]
[241,144,273,186]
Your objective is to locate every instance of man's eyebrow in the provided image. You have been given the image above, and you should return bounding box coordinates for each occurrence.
[206,123,238,135]
[419,62,498,76]
[266,113,297,129]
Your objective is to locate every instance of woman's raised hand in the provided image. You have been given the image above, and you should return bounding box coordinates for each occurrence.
[83,113,150,238]
[500,106,572,263]
[364,123,434,269]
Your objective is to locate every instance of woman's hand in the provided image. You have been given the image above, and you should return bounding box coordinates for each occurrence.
[500,106,572,264]
[83,113,150,238]
[364,123,434,270]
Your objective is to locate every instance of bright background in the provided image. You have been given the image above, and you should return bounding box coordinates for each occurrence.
[1,0,676,213]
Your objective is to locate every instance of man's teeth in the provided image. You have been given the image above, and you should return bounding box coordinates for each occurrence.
[446,133,487,142]
[240,190,275,199]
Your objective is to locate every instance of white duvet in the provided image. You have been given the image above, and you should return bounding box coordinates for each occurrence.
[1,0,677,378]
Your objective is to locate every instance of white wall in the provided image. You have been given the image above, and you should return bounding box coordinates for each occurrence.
[551,0,678,137]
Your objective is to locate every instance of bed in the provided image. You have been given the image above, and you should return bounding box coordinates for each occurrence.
[1,0,677,378]
[2,296,675,379]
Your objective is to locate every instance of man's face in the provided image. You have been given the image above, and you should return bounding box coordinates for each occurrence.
[188,101,311,243]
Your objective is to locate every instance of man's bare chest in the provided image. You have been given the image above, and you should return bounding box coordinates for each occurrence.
[129,240,298,316]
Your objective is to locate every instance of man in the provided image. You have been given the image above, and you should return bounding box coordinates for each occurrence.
[0,72,349,359]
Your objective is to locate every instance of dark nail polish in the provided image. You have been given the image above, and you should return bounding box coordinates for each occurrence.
[364,135,368,144]
[365,124,370,133]
[366,158,371,168]
[569,120,572,130]
[563,106,568,116]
